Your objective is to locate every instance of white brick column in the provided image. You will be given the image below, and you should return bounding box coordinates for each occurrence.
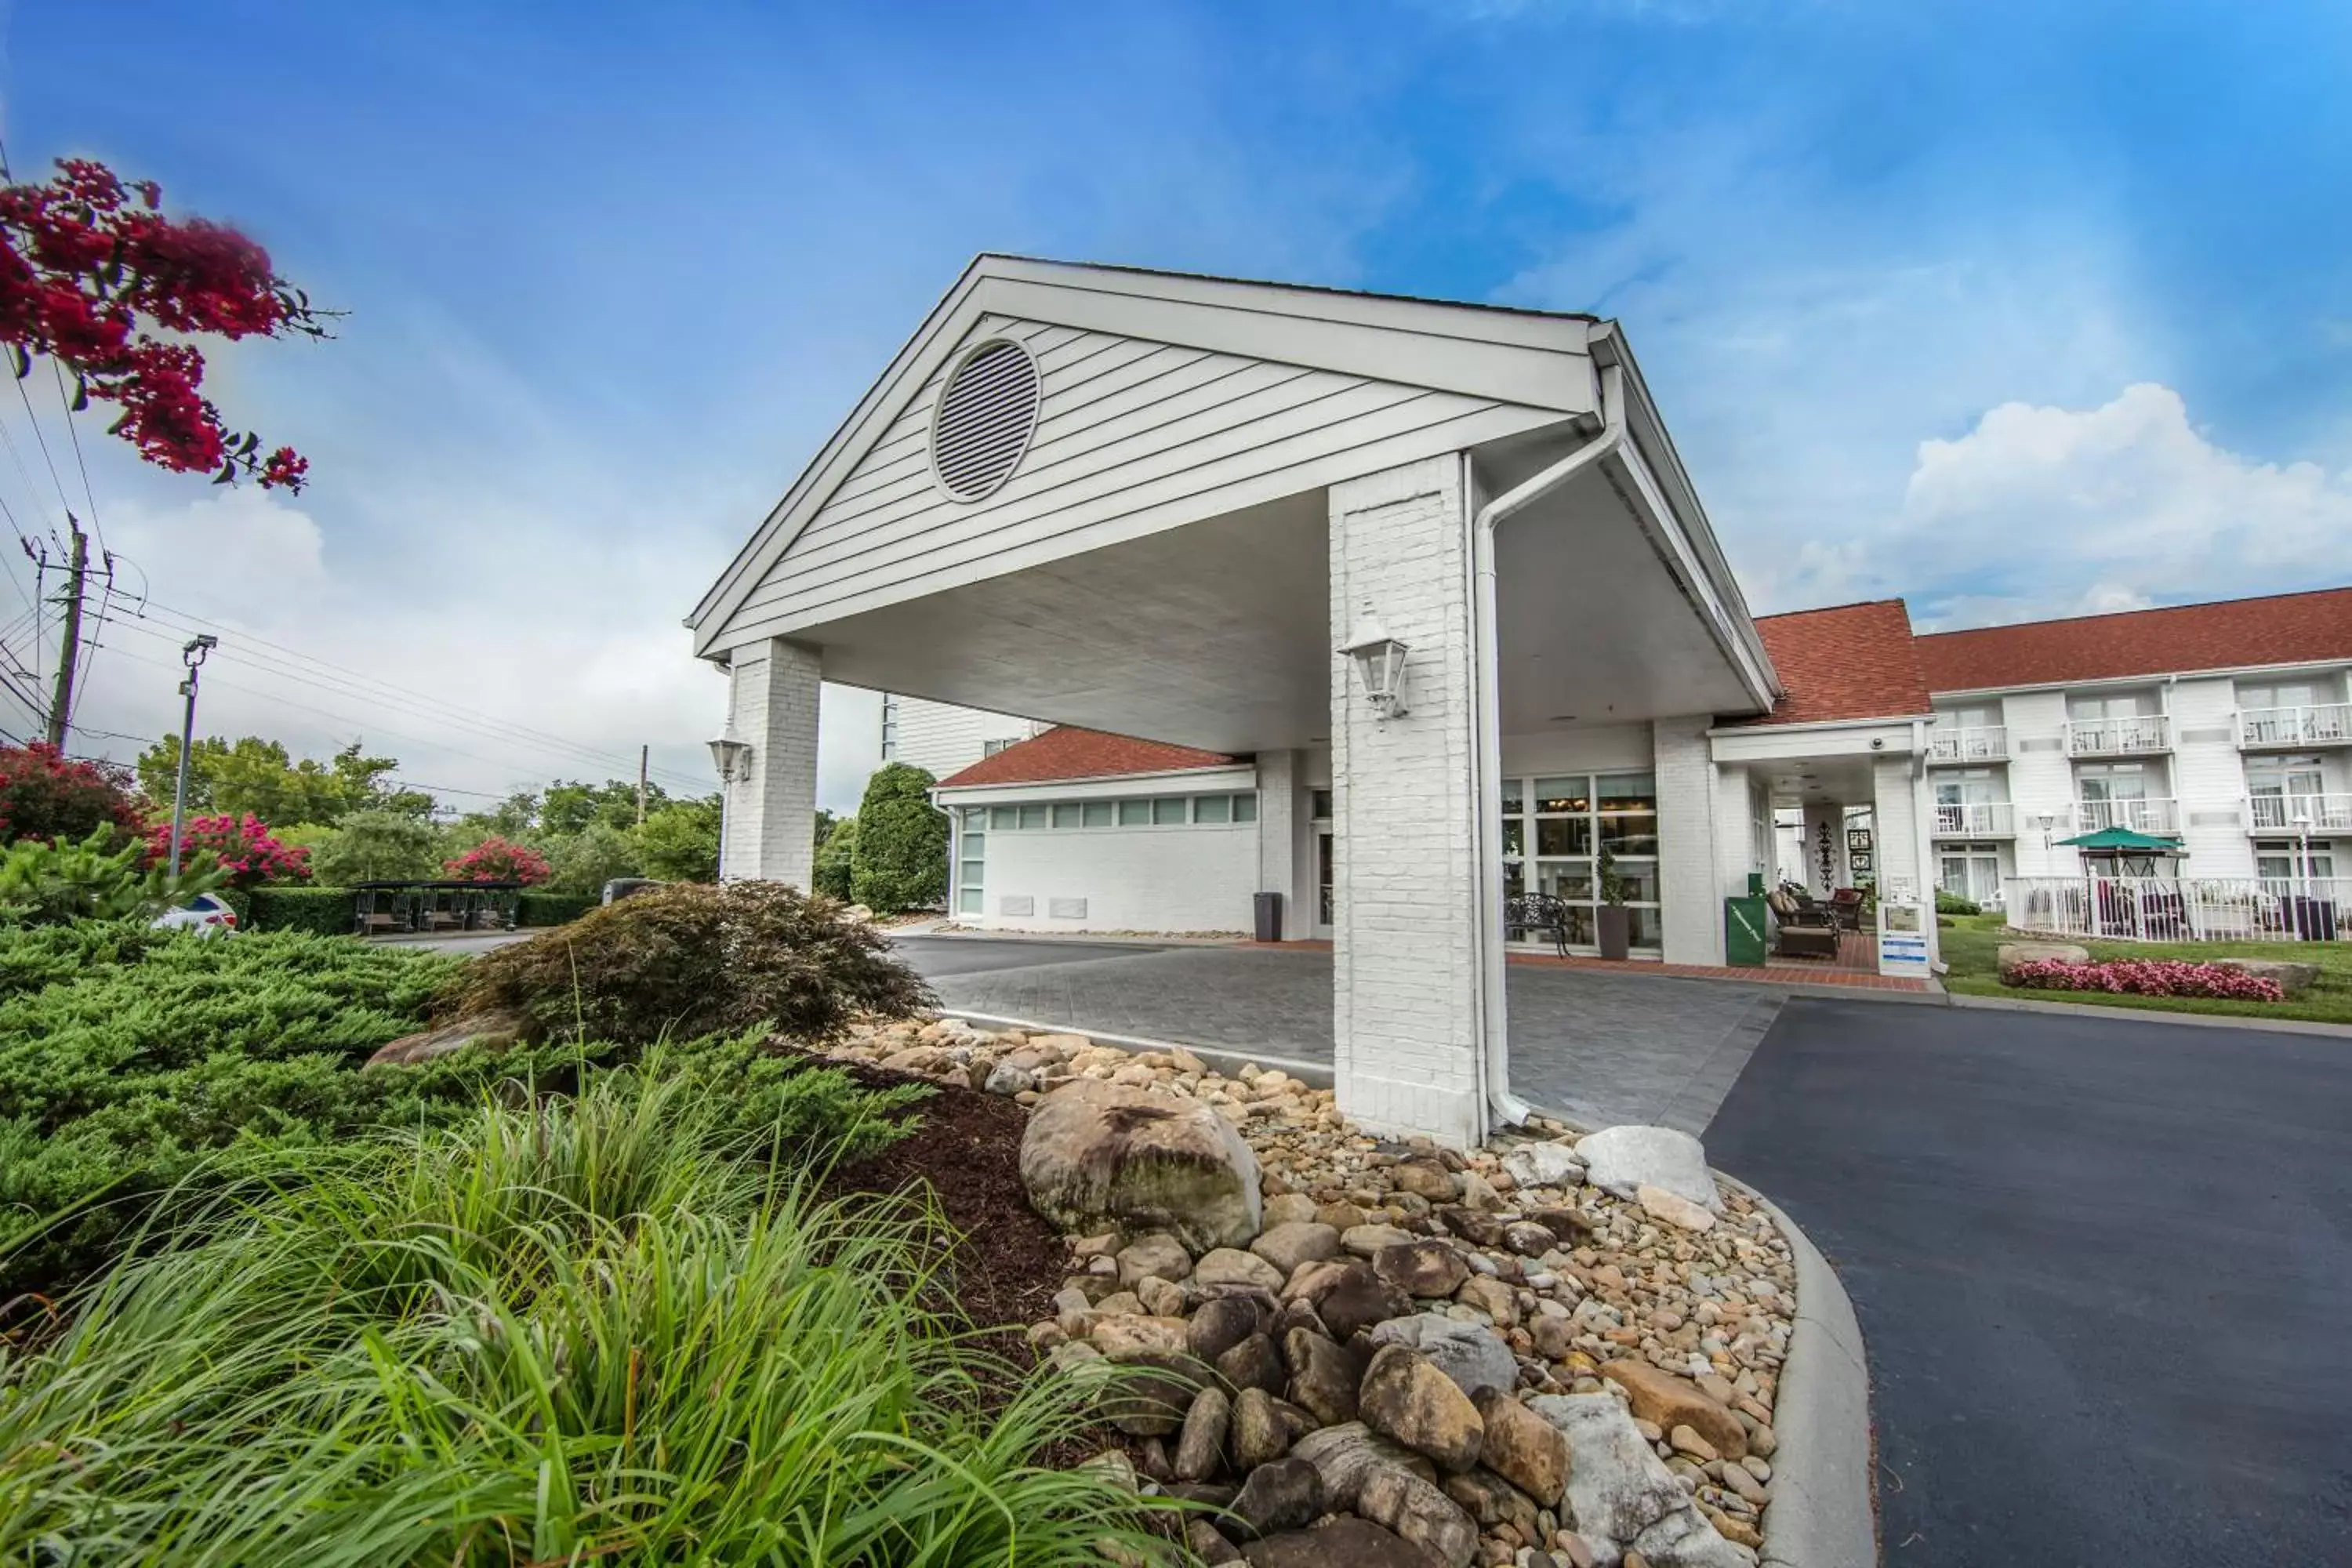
[1328,454,1485,1148]
[1653,716,1722,965]
[720,637,822,889]
[1254,748,1304,938]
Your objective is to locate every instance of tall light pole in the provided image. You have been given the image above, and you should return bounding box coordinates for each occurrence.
[166,634,219,877]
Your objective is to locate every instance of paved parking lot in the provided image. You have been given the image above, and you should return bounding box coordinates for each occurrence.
[895,935,1784,1131]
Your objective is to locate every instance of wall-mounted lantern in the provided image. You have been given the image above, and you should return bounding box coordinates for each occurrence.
[1338,612,1411,720]
[707,729,753,785]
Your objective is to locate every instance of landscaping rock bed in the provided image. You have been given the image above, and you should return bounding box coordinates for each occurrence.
[817,1016,1798,1566]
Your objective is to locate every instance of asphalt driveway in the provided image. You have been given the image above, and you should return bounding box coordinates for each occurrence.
[1706,999,2352,1567]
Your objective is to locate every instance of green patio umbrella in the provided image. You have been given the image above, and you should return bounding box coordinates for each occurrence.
[2053,826,2182,851]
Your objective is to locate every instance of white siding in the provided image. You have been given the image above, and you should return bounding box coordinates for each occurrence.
[2002,691,2076,877]
[884,695,1040,781]
[732,316,1553,637]
[976,821,1257,933]
[2170,676,2257,875]
[1653,717,1721,964]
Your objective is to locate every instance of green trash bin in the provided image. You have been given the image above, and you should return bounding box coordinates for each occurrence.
[1724,894,1769,967]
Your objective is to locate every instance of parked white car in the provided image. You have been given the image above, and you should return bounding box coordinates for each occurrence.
[153,892,241,936]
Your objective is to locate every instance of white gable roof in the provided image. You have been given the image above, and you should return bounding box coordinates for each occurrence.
[688,256,1606,657]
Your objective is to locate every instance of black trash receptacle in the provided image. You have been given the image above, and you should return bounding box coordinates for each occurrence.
[2290,895,2338,942]
[1253,891,1284,943]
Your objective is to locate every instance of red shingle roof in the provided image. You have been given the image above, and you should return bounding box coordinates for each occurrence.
[1728,600,1934,728]
[935,725,1237,789]
[1915,587,2352,692]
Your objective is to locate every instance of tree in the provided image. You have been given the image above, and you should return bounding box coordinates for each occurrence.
[541,779,663,838]
[546,822,643,897]
[815,807,840,857]
[147,813,310,889]
[812,815,858,902]
[309,808,440,884]
[455,790,539,840]
[848,764,946,913]
[134,735,427,827]
[0,743,142,846]
[445,836,552,886]
[641,797,721,883]
[0,158,323,487]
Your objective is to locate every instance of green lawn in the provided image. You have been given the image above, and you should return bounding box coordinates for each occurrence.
[1938,913,2352,1025]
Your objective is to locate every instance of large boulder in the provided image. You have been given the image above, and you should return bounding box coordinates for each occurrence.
[365,1007,528,1067]
[1995,940,2089,976]
[1573,1125,1722,1213]
[2211,956,2321,996]
[1359,1464,1480,1568]
[1019,1077,1262,1252]
[1367,1315,1517,1402]
[1290,1421,1436,1511]
[1472,1389,1570,1506]
[1240,1516,1448,1568]
[1359,1345,1486,1472]
[1599,1359,1748,1460]
[1530,1394,1751,1568]
[1500,1140,1586,1191]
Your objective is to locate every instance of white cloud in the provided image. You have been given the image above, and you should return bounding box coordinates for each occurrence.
[1887,383,2352,626]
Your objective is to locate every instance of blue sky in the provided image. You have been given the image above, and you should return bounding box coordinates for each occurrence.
[5,0,2349,808]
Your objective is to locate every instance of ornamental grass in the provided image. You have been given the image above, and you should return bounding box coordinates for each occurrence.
[0,1065,1176,1566]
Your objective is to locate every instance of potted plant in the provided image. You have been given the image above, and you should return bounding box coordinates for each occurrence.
[1595,844,1632,960]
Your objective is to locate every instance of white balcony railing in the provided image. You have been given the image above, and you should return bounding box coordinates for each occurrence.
[2074,797,2180,834]
[2064,714,2170,757]
[1927,724,2008,763]
[2007,875,2351,943]
[1933,800,2015,837]
[2240,703,2352,748]
[2246,793,2352,833]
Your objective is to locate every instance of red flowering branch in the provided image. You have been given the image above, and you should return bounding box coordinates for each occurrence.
[445,836,552,887]
[0,158,328,490]
[145,811,311,890]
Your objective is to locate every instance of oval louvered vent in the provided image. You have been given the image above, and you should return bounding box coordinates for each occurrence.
[930,339,1041,502]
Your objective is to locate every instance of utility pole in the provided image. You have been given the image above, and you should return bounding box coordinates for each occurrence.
[637,744,649,826]
[42,519,87,748]
[166,633,219,877]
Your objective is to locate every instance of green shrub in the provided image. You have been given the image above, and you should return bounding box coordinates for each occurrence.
[813,813,858,900]
[0,1069,1169,1564]
[245,884,360,935]
[306,808,439,884]
[456,880,934,1046]
[640,797,721,881]
[0,827,225,926]
[1935,888,1981,916]
[545,820,644,896]
[850,762,946,913]
[515,890,601,926]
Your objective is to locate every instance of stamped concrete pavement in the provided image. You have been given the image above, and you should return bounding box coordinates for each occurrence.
[895,935,1784,1132]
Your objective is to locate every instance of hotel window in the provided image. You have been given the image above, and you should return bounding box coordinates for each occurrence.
[955,807,985,915]
[1503,771,1662,952]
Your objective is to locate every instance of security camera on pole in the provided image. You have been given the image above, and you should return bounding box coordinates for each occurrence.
[166,634,219,878]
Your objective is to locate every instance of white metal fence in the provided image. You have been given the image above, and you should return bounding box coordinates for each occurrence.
[2005,875,2352,943]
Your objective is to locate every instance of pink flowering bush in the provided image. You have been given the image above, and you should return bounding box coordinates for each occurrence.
[2003,957,2284,1002]
[145,812,311,889]
[445,836,552,886]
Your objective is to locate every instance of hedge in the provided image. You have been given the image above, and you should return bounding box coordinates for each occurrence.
[517,891,601,927]
[244,886,361,936]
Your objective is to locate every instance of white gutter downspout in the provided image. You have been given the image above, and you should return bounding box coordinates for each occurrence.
[1468,361,1628,1134]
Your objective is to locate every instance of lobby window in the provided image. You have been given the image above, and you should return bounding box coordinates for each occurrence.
[1505,771,1663,952]
[956,808,985,915]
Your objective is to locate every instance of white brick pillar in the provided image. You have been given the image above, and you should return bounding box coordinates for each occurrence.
[1328,454,1486,1148]
[1653,716,1722,965]
[1254,748,1304,938]
[719,637,822,889]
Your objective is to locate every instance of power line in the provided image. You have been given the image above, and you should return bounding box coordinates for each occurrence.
[122,597,709,789]
[45,358,103,556]
[8,371,74,524]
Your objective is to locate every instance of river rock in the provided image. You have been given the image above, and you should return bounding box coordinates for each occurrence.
[1175,1387,1231,1481]
[1360,1463,1480,1568]
[1345,1223,1417,1256]
[1018,1077,1263,1251]
[1359,1345,1486,1472]
[1190,1295,1272,1363]
[365,1007,529,1067]
[1284,1327,1368,1425]
[1218,1331,1287,1396]
[1117,1232,1194,1289]
[1500,1141,1586,1190]
[1530,1394,1751,1568]
[1367,1314,1517,1401]
[1392,1160,1460,1202]
[1599,1360,1748,1459]
[1571,1126,1721,1213]
[1635,1185,1716,1234]
[1472,1388,1570,1506]
[982,1060,1035,1096]
[1253,1221,1344,1276]
[1240,1516,1450,1568]
[1229,1455,1325,1540]
[1265,1192,1322,1227]
[1290,1421,1438,1510]
[1198,1247,1289,1292]
[1313,1261,1413,1339]
[1232,1385,1291,1468]
[1375,1240,1471,1298]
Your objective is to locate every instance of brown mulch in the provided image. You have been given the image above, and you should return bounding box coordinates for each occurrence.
[823,1062,1069,1349]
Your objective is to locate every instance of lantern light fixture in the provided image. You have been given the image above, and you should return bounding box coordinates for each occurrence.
[1338,612,1410,719]
[707,728,753,784]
